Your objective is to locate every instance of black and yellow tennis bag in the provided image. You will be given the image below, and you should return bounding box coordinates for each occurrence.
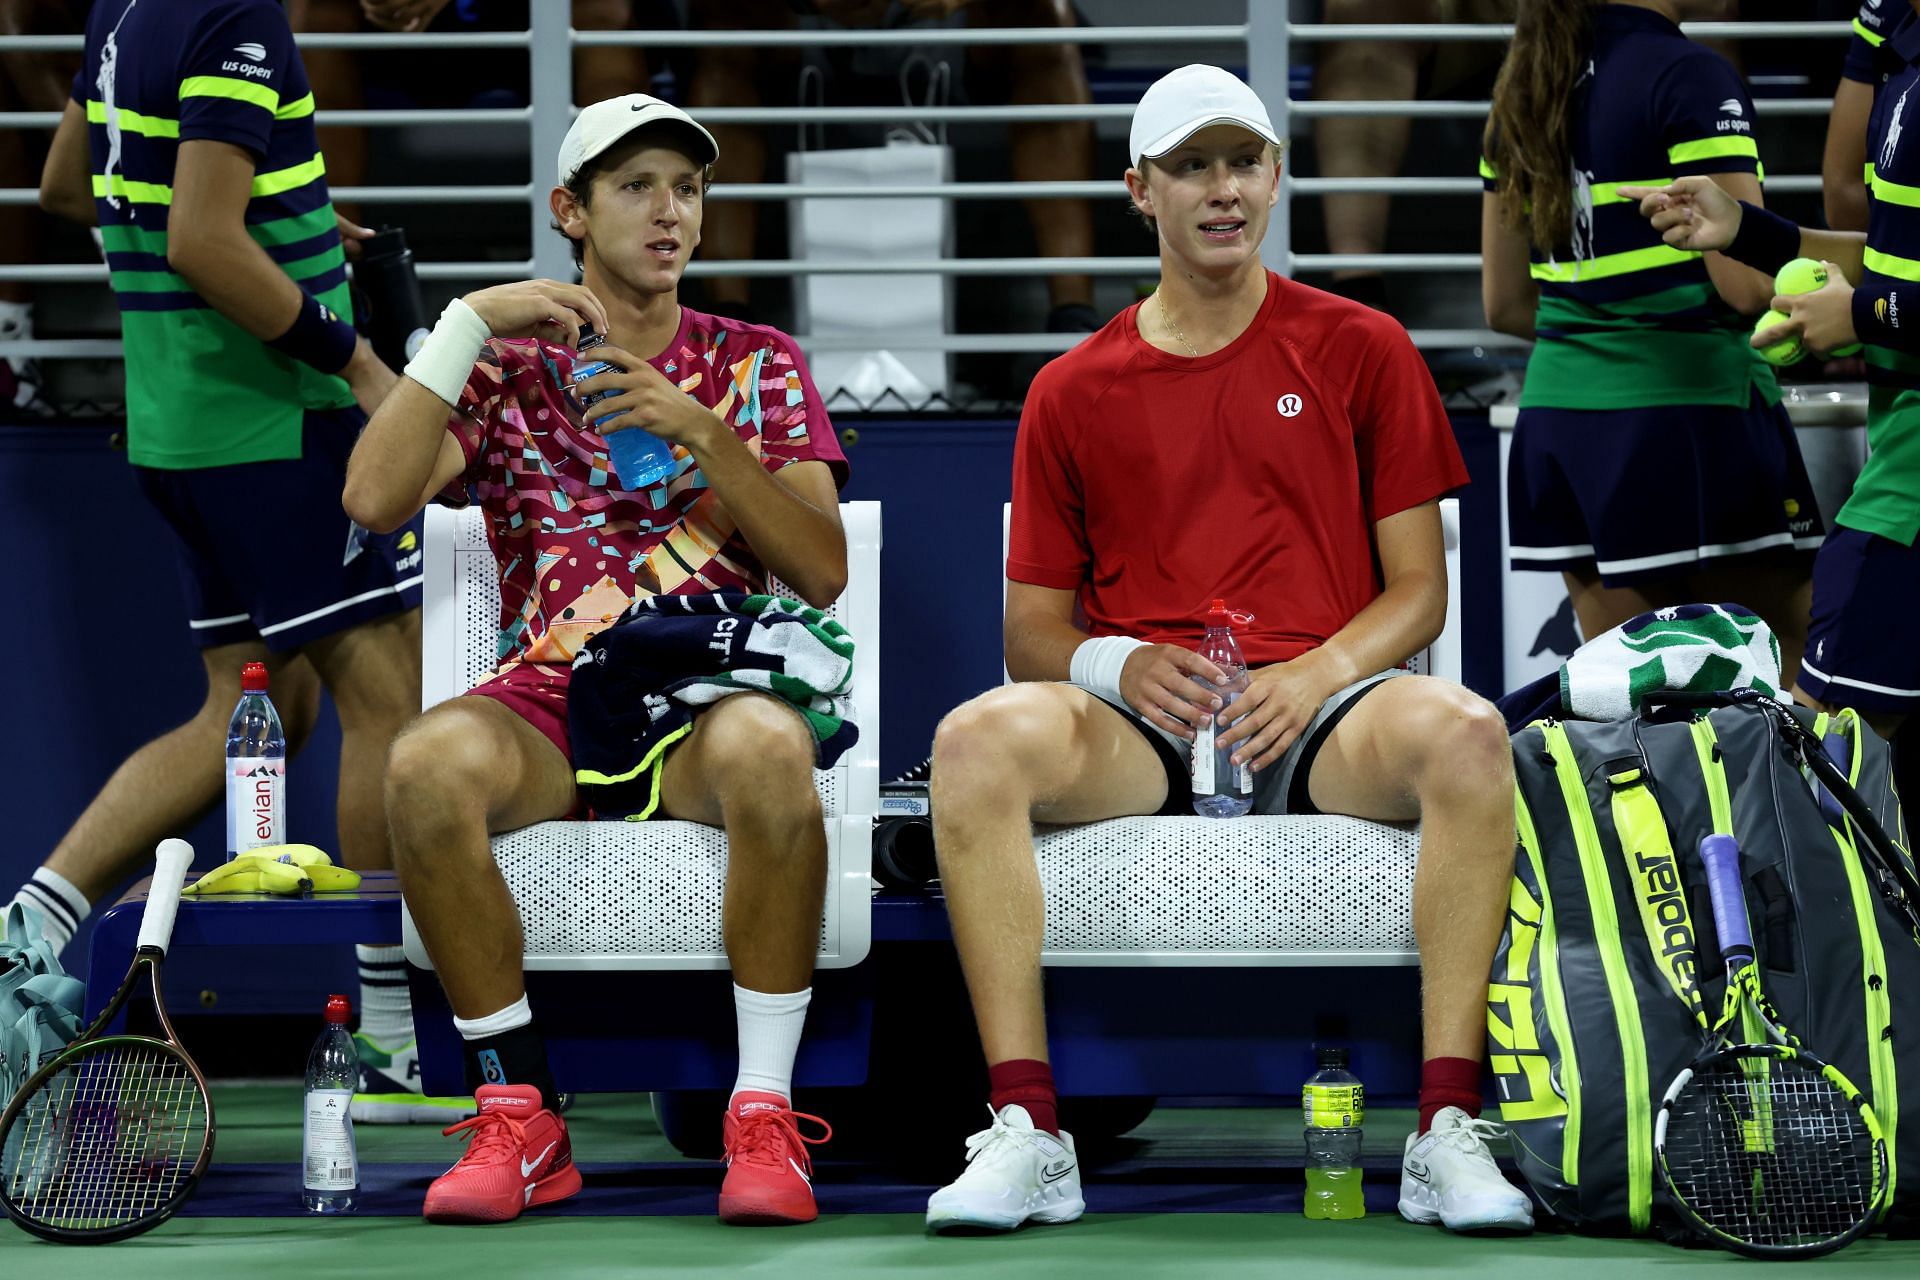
[1488,692,1920,1235]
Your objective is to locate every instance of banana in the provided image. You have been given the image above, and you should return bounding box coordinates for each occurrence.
[250,843,334,868]
[186,867,263,895]
[255,859,313,895]
[304,865,363,892]
[184,858,262,895]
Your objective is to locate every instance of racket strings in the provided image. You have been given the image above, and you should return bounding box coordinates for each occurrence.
[2,1043,208,1230]
[1664,1056,1879,1249]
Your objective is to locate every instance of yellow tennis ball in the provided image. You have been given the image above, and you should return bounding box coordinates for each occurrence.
[1753,308,1804,366]
[1775,257,1828,297]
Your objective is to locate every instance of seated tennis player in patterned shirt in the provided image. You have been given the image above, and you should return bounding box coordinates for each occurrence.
[343,95,849,1227]
[922,65,1535,1236]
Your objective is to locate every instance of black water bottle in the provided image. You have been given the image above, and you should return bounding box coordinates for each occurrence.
[353,226,429,372]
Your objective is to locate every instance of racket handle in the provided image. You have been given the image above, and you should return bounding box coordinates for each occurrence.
[138,838,195,955]
[1699,834,1754,962]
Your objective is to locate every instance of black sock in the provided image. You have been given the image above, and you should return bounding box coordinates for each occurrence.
[462,1021,561,1113]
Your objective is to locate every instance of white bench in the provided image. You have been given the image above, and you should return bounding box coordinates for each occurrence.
[1022,499,1460,967]
[402,501,882,972]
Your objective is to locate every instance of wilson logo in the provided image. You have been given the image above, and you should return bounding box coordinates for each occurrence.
[1630,846,1702,1022]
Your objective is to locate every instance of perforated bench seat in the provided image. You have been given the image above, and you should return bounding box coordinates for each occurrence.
[998,500,1461,968]
[403,501,881,973]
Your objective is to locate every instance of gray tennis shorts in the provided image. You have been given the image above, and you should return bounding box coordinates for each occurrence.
[1074,668,1409,816]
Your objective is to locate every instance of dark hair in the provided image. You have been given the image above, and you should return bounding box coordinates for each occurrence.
[549,125,717,272]
[1484,0,1600,253]
[1127,140,1285,237]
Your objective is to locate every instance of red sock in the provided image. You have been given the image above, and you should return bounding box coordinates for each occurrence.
[1419,1057,1482,1134]
[988,1058,1059,1136]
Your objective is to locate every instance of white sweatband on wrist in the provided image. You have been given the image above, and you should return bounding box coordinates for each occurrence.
[1069,634,1148,708]
[403,297,490,406]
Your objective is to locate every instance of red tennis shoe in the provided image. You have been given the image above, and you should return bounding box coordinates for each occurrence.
[422,1084,581,1223]
[718,1091,832,1225]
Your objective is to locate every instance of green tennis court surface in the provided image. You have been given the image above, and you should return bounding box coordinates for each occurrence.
[3,1084,1915,1276]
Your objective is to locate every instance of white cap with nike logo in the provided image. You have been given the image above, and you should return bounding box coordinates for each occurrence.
[558,94,720,186]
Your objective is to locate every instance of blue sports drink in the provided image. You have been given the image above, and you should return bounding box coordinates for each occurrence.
[572,330,676,488]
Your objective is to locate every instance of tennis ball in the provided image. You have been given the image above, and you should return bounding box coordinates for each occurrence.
[1775,257,1828,297]
[1753,308,1804,366]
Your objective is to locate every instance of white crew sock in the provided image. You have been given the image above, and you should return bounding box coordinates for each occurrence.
[453,994,533,1040]
[7,868,91,954]
[355,943,414,1047]
[731,983,811,1103]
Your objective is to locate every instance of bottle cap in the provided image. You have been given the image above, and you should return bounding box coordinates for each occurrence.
[1315,1046,1350,1069]
[576,327,606,353]
[1207,598,1231,623]
[324,994,352,1025]
[241,661,269,694]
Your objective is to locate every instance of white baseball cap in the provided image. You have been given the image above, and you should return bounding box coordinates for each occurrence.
[1129,64,1280,167]
[558,94,720,187]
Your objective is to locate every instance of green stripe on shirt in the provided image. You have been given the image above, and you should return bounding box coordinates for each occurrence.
[1865,245,1920,282]
[274,92,315,121]
[1478,155,1497,180]
[1667,135,1759,165]
[1856,17,1887,48]
[247,204,338,248]
[85,100,179,138]
[1530,242,1700,283]
[251,152,326,198]
[1867,164,1920,209]
[92,173,172,204]
[178,74,280,113]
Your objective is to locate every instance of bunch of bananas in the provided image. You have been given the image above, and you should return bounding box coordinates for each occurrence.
[183,844,363,896]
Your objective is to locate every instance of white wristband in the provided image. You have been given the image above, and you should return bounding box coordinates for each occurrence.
[403,297,490,407]
[1070,634,1148,708]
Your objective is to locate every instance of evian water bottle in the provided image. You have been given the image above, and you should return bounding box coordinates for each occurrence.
[303,993,360,1214]
[1191,599,1254,818]
[225,661,286,860]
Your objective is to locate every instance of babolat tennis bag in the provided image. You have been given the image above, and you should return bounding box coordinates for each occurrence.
[1487,690,1920,1235]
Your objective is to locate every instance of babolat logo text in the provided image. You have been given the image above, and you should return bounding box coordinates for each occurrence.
[1633,846,1702,1018]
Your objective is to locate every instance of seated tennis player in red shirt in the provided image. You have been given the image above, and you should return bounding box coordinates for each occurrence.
[923,65,1533,1236]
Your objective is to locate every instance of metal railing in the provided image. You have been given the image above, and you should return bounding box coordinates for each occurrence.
[0,9,1858,366]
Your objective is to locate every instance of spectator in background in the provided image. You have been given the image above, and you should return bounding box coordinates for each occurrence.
[1311,0,1518,314]
[291,0,650,224]
[1480,0,1818,673]
[0,0,83,415]
[688,0,1099,335]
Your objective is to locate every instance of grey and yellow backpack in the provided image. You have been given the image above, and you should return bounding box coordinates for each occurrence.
[1489,692,1920,1235]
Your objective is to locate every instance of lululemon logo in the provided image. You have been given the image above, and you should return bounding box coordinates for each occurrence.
[1276,394,1303,418]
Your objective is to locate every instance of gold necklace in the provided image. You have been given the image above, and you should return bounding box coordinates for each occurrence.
[1155,291,1199,357]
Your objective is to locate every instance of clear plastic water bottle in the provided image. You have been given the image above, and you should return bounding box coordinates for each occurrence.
[225,661,286,860]
[1191,599,1253,818]
[1303,1046,1366,1220]
[303,993,360,1214]
[571,329,676,488]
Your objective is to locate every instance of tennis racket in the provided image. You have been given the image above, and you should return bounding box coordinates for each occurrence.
[0,839,214,1243]
[1653,833,1887,1258]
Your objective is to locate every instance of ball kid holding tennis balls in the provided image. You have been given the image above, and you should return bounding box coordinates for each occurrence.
[1622,64,1920,741]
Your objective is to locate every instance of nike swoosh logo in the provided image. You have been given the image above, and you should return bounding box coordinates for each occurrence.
[521,1142,557,1177]
[1040,1162,1075,1184]
[1405,1161,1430,1184]
[789,1158,812,1185]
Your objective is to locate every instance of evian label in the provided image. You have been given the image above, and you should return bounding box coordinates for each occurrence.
[227,756,285,857]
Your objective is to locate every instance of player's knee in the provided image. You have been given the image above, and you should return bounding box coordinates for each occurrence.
[383,709,494,833]
[1410,687,1513,803]
[931,687,1056,801]
[706,696,817,792]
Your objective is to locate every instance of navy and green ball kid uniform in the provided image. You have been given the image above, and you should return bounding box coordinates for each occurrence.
[1799,9,1920,714]
[81,0,421,651]
[1487,4,1821,585]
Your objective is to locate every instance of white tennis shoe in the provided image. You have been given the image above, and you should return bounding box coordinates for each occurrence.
[925,1104,1085,1233]
[1398,1106,1535,1232]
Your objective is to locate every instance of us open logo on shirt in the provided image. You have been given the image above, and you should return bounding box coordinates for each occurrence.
[1275,393,1304,418]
